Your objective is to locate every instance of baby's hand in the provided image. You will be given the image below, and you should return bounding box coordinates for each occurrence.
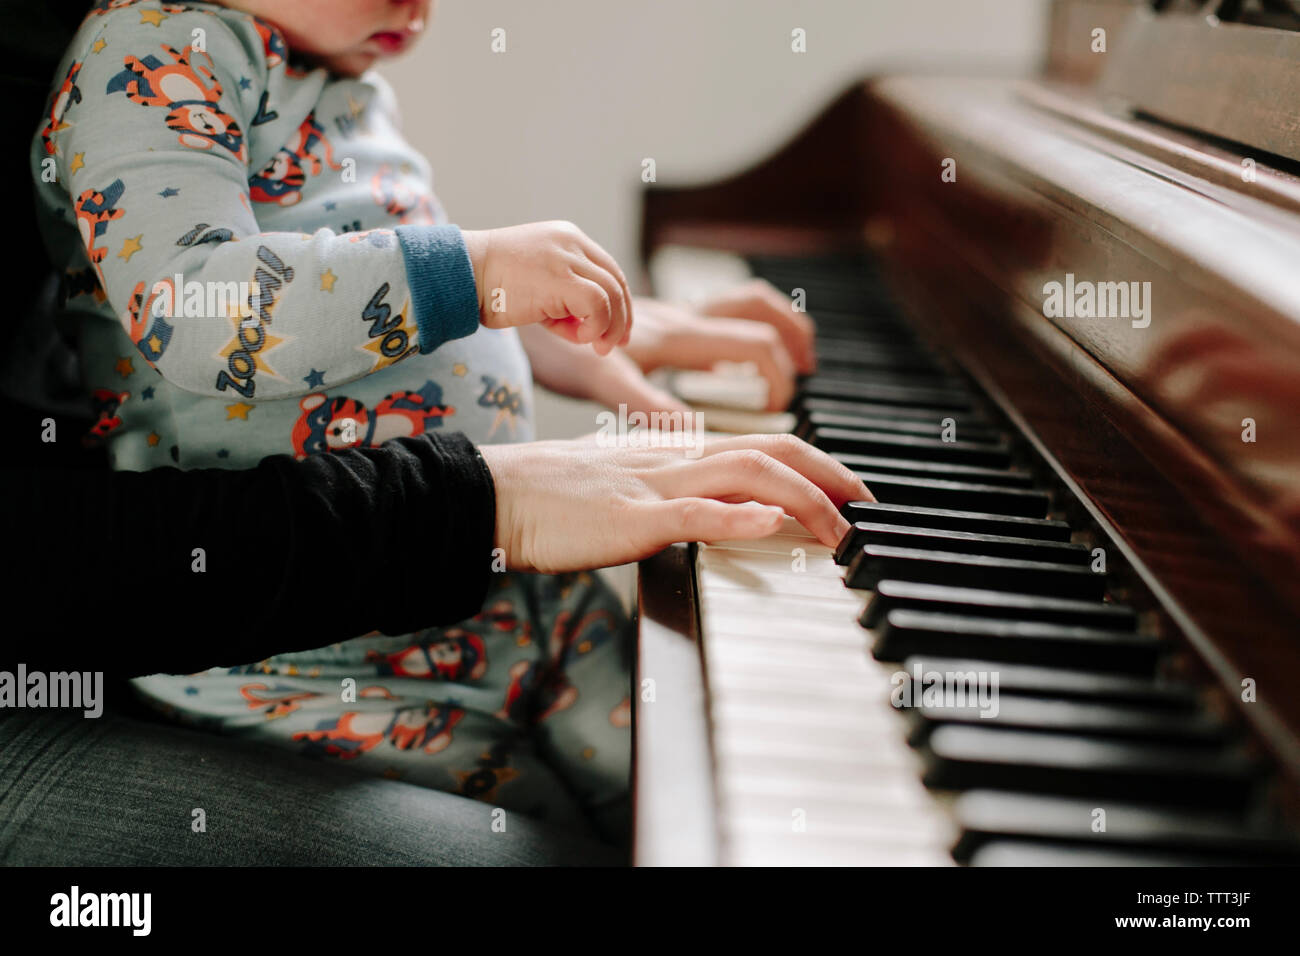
[463,221,632,355]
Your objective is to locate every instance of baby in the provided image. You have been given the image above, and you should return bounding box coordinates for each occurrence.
[31,0,809,846]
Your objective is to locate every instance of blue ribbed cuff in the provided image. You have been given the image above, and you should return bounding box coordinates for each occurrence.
[394,224,480,352]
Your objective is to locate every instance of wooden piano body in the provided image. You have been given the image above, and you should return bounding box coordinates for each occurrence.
[633,0,1300,866]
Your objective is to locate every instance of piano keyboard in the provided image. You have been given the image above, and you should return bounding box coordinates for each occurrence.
[666,250,1300,866]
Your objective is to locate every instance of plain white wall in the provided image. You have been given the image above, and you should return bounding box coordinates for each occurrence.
[381,0,1050,283]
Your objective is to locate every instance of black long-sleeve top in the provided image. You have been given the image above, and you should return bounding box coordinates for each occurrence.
[3,412,498,680]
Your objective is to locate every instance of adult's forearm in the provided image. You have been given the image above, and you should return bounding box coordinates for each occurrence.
[7,431,496,678]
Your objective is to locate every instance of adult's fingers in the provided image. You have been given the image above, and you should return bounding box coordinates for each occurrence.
[699,280,817,373]
[642,497,786,548]
[654,449,849,547]
[700,433,874,508]
[658,318,797,411]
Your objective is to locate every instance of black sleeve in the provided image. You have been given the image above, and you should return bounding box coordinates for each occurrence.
[5,431,497,679]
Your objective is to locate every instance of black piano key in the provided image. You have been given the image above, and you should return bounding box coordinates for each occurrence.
[815,349,940,374]
[906,695,1232,746]
[831,454,1034,488]
[951,791,1300,862]
[803,411,1004,443]
[800,377,973,410]
[849,546,1104,599]
[919,726,1260,810]
[800,398,989,426]
[967,839,1255,867]
[899,658,1197,709]
[805,370,958,393]
[813,430,1012,469]
[863,581,1136,630]
[873,610,1158,673]
[813,331,919,351]
[797,416,973,443]
[841,501,1071,541]
[834,523,1089,567]
[846,474,1049,516]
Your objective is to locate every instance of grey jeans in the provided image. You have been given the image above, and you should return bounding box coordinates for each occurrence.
[0,707,624,866]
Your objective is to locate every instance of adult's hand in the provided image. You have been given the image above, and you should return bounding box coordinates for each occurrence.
[478,433,874,573]
[621,288,813,412]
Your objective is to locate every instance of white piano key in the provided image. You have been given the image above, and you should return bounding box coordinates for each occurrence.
[714,737,918,771]
[708,625,870,650]
[723,771,930,806]
[724,834,955,867]
[724,805,954,842]
[706,536,834,559]
[693,407,798,434]
[671,367,769,411]
[776,515,818,539]
[701,590,869,627]
[721,831,955,863]
[710,689,893,721]
[699,565,863,603]
[712,691,895,724]
[704,651,868,684]
[694,530,956,865]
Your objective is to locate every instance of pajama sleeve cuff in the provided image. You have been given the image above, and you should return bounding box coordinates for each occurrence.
[395,224,482,352]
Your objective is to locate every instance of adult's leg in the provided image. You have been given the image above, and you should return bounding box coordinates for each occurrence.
[0,710,623,866]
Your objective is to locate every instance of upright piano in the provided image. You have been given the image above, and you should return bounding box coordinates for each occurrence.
[632,0,1300,866]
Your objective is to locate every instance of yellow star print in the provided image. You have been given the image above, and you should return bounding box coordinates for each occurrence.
[146,432,160,447]
[225,402,253,420]
[452,363,467,377]
[359,298,419,371]
[114,356,134,378]
[215,313,289,384]
[118,235,143,262]
[320,269,337,292]
[140,9,166,27]
[92,37,107,54]
[68,152,84,175]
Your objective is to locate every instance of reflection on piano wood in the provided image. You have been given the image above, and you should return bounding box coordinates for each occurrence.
[633,0,1300,866]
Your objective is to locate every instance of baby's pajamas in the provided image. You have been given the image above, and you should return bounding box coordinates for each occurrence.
[31,0,630,841]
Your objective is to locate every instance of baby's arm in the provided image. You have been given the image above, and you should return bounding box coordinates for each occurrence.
[48,12,483,401]
[48,11,628,402]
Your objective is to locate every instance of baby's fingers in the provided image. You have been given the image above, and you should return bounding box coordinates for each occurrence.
[573,262,629,355]
[580,242,635,349]
[550,277,614,349]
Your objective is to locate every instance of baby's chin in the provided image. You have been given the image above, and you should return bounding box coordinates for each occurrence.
[318,50,380,77]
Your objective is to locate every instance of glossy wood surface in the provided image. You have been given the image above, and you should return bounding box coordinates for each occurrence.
[639,73,1300,801]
